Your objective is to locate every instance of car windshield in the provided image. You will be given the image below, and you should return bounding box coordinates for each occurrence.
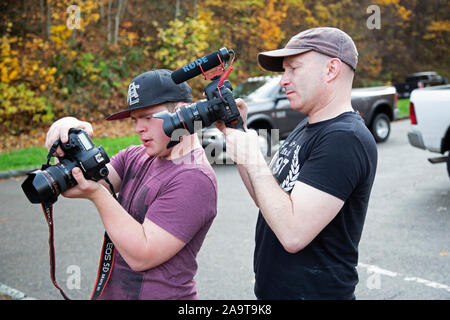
[233,77,280,100]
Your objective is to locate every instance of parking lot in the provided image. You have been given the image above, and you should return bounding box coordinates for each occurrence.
[0,118,449,300]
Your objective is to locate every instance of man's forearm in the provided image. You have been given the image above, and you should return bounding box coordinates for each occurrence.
[90,186,149,270]
[244,155,295,247]
[236,164,259,207]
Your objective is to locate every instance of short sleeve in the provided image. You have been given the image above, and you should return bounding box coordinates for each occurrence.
[298,131,368,201]
[145,169,217,243]
[110,145,140,180]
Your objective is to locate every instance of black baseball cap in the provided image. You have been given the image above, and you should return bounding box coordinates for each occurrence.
[106,69,193,120]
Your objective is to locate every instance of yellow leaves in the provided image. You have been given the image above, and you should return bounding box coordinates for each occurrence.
[424,20,450,40]
[257,0,288,50]
[0,83,50,134]
[426,20,450,33]
[50,24,72,48]
[0,32,57,90]
[8,70,19,82]
[155,17,212,70]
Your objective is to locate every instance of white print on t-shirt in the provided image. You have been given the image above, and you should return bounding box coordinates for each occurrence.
[280,144,301,192]
[271,143,301,192]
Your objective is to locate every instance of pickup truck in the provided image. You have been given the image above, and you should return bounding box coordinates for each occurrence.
[407,85,450,177]
[201,76,398,161]
[394,71,448,99]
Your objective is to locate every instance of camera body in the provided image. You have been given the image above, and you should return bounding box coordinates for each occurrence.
[22,128,110,204]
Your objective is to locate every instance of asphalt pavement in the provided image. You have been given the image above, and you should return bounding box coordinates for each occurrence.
[0,119,449,300]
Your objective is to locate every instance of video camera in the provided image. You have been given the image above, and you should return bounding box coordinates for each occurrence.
[153,47,244,148]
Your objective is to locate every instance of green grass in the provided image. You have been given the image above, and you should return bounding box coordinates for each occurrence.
[397,98,410,118]
[0,134,141,172]
[0,99,413,173]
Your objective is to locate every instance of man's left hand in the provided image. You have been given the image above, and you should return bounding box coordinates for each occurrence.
[62,167,105,200]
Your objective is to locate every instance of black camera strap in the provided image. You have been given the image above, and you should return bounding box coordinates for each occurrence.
[40,177,117,300]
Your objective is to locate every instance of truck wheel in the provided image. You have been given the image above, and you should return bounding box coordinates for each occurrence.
[447,154,450,178]
[371,113,391,143]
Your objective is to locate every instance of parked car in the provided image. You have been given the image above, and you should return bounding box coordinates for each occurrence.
[407,84,450,177]
[201,76,398,161]
[395,71,448,98]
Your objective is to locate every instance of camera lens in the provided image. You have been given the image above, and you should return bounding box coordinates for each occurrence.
[21,160,77,204]
[154,100,215,138]
[22,170,59,204]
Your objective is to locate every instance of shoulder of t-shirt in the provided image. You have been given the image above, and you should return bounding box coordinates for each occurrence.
[112,144,148,161]
[321,114,373,144]
[171,166,217,195]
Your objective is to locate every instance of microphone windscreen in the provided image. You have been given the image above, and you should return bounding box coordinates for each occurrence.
[171,48,230,84]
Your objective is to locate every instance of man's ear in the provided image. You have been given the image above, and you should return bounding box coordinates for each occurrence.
[326,58,342,82]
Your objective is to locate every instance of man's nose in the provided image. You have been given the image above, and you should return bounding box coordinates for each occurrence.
[280,72,290,88]
[135,119,146,133]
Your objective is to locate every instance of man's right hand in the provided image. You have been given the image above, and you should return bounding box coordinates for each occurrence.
[45,117,94,157]
[214,98,249,132]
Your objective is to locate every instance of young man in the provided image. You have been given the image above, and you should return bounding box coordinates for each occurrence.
[45,69,217,299]
[218,27,378,299]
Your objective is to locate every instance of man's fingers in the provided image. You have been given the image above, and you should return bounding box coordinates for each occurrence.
[71,167,86,187]
[214,121,226,133]
[81,121,94,137]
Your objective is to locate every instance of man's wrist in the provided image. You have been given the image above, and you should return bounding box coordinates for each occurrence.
[244,154,272,179]
[89,184,110,202]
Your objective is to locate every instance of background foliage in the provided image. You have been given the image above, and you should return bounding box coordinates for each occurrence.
[0,0,449,149]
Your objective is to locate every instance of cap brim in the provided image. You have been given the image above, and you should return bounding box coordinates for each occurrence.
[106,109,131,121]
[257,48,312,72]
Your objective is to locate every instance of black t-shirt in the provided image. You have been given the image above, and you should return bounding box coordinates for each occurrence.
[254,111,378,299]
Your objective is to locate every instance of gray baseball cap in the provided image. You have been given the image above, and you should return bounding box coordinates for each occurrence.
[258,27,358,72]
[107,69,192,121]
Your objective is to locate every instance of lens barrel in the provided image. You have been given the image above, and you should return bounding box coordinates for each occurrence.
[21,160,77,204]
[154,100,214,139]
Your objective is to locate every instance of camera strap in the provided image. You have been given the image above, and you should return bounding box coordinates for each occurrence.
[41,202,71,300]
[40,178,117,300]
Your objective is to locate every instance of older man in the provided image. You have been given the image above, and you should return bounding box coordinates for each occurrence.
[219,27,378,299]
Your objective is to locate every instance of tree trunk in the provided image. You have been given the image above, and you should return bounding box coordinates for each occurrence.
[100,0,104,24]
[114,0,124,45]
[46,0,51,40]
[175,0,180,19]
[107,0,112,43]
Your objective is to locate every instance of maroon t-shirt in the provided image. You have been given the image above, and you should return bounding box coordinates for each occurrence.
[97,145,217,300]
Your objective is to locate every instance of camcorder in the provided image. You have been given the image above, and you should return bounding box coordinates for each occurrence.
[21,128,110,204]
[153,47,245,148]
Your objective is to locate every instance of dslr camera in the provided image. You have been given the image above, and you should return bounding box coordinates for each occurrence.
[22,128,110,204]
[153,47,244,147]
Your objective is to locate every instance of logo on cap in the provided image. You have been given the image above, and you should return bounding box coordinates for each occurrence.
[127,82,140,106]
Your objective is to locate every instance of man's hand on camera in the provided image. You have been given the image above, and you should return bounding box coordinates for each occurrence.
[62,167,105,200]
[219,127,266,168]
[235,98,248,126]
[45,117,94,157]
